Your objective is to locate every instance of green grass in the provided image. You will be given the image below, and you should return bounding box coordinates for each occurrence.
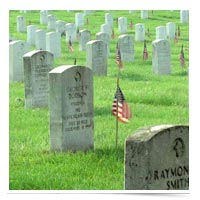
[9,10,189,190]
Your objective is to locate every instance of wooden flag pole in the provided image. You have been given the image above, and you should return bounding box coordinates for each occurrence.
[116,72,120,153]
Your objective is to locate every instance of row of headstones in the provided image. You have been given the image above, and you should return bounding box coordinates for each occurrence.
[17,10,188,42]
[22,51,189,190]
[9,36,172,84]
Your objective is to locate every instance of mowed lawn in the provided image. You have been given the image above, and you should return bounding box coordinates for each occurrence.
[9,10,189,190]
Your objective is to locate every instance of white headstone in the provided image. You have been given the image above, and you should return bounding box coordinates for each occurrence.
[166,22,176,39]
[118,17,127,34]
[79,30,91,51]
[46,32,61,58]
[118,34,134,62]
[65,23,77,42]
[23,50,54,108]
[125,125,189,190]
[152,39,171,75]
[135,23,145,42]
[156,26,167,40]
[141,10,148,19]
[17,16,26,33]
[75,13,84,28]
[40,10,48,25]
[180,10,189,23]
[56,20,66,35]
[86,40,107,76]
[105,13,113,28]
[96,32,110,57]
[47,14,56,30]
[9,40,30,82]
[27,25,38,45]
[35,29,46,50]
[49,65,94,152]
[100,24,111,38]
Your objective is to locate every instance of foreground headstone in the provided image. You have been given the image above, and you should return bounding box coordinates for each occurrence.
[118,34,134,62]
[23,50,54,108]
[9,40,30,82]
[135,23,145,42]
[152,39,171,75]
[125,125,189,190]
[86,40,107,76]
[49,65,94,152]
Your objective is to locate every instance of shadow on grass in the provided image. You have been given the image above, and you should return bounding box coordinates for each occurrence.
[94,146,124,161]
[172,70,188,77]
[94,106,112,117]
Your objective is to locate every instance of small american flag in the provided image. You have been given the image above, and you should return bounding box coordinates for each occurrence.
[179,44,186,68]
[178,26,181,37]
[115,42,123,70]
[68,36,74,52]
[147,27,150,38]
[111,29,115,39]
[143,40,148,60]
[174,32,178,44]
[130,20,133,30]
[112,86,132,123]
[76,27,80,40]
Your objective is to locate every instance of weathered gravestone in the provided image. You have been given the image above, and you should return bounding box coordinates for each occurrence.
[49,65,94,152]
[96,32,110,57]
[152,39,171,75]
[86,40,107,76]
[9,40,30,82]
[65,23,77,42]
[135,23,145,42]
[40,10,48,25]
[118,17,127,34]
[46,32,61,58]
[17,16,26,33]
[156,26,167,40]
[118,34,134,62]
[23,50,54,108]
[27,25,38,46]
[125,125,189,190]
[35,29,46,50]
[47,14,56,30]
[75,13,84,28]
[166,22,176,39]
[79,30,91,51]
[180,10,189,23]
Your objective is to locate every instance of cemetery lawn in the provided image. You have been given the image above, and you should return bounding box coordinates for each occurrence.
[9,10,189,190]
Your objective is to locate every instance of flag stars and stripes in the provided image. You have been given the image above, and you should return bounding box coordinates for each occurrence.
[112,86,132,123]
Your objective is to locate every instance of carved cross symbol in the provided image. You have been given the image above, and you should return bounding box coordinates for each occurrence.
[173,138,184,158]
